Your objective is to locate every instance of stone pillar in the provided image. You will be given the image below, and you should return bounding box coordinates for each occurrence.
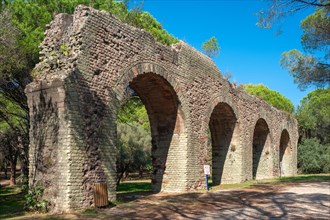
[26,78,118,212]
[26,79,72,212]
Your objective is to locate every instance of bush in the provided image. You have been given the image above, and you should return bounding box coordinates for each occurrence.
[243,84,294,113]
[298,138,330,174]
[24,185,48,212]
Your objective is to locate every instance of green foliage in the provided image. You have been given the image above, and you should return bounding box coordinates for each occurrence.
[296,88,330,143]
[298,138,330,174]
[301,7,330,53]
[280,49,329,90]
[0,0,178,68]
[256,0,330,29]
[257,1,330,90]
[277,174,330,183]
[24,185,48,212]
[0,9,29,78]
[117,96,152,184]
[0,94,27,132]
[116,122,151,184]
[202,36,220,58]
[289,6,330,90]
[243,84,294,113]
[135,12,178,45]
[118,96,150,131]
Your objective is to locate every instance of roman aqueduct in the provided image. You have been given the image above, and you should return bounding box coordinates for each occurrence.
[25,6,298,212]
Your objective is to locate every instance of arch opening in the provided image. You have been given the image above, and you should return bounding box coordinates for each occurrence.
[117,72,186,192]
[209,102,237,186]
[279,129,291,177]
[252,118,270,179]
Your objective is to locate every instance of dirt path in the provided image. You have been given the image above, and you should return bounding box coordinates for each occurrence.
[102,181,330,219]
[13,181,330,220]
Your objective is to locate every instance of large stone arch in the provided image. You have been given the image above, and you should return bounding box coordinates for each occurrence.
[209,102,239,185]
[205,96,242,184]
[113,62,184,105]
[252,118,273,180]
[112,62,189,192]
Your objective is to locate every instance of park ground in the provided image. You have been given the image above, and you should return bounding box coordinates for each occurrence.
[0,175,329,219]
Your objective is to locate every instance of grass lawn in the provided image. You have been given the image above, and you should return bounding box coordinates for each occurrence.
[0,185,26,219]
[209,173,330,191]
[117,181,152,194]
[276,174,330,182]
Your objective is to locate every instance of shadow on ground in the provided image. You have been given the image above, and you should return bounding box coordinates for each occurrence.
[8,181,329,220]
[101,181,330,220]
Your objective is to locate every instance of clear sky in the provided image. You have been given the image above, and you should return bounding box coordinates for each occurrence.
[130,0,315,107]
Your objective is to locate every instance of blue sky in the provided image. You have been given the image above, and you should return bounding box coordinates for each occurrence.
[130,0,315,107]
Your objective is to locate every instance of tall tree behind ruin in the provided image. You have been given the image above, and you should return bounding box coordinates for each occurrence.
[257,0,330,90]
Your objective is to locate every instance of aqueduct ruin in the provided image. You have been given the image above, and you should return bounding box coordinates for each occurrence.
[25,6,298,212]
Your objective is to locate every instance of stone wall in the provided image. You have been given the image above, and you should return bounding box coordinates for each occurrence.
[25,5,298,212]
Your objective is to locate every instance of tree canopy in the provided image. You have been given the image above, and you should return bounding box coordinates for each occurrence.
[296,88,330,174]
[280,49,329,90]
[0,0,178,62]
[118,96,150,132]
[117,96,151,184]
[243,84,295,113]
[296,88,330,143]
[257,0,330,90]
[202,36,220,58]
[257,0,330,29]
[116,123,151,184]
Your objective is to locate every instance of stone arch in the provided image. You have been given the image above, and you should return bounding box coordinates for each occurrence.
[208,101,240,185]
[206,95,239,121]
[113,62,188,192]
[279,129,292,177]
[252,118,272,179]
[114,62,183,105]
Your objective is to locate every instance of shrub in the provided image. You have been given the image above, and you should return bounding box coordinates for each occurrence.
[24,185,48,212]
[298,138,330,174]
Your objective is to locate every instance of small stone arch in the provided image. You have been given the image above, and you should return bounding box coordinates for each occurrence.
[113,62,183,106]
[252,118,272,179]
[279,129,292,177]
[207,99,240,185]
[206,95,239,122]
[112,62,188,192]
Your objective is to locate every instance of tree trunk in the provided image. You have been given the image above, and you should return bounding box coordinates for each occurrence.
[139,165,143,178]
[9,156,17,186]
[116,164,129,186]
[123,170,129,179]
[20,155,29,184]
[4,161,8,179]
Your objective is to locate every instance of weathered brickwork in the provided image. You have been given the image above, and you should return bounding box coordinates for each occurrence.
[25,6,298,212]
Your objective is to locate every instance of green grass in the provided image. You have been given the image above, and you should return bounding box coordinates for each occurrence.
[276,174,330,183]
[117,181,152,194]
[0,185,26,219]
[208,173,330,191]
